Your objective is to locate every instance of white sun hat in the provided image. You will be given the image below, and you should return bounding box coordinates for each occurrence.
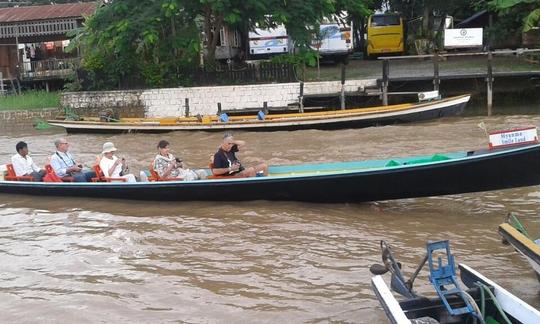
[102,142,117,154]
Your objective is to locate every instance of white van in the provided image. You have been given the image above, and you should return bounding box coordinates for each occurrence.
[248,25,291,57]
[311,15,354,61]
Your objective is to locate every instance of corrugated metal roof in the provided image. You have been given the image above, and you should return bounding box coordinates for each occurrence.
[0,2,97,23]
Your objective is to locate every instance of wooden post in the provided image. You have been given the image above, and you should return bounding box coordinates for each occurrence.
[486,51,493,116]
[217,102,222,114]
[433,52,440,91]
[382,59,389,106]
[184,98,190,117]
[298,81,304,113]
[340,63,346,110]
[0,72,4,96]
[263,101,268,115]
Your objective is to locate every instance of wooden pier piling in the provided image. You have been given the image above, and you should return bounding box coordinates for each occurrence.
[433,52,440,92]
[340,63,346,110]
[486,51,493,116]
[382,59,389,106]
[299,81,304,113]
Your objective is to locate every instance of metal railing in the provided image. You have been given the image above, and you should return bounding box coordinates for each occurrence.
[378,49,540,115]
[20,57,81,80]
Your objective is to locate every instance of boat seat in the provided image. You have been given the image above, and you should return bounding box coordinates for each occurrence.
[148,163,180,181]
[427,240,476,317]
[91,164,127,182]
[45,164,73,182]
[5,163,34,181]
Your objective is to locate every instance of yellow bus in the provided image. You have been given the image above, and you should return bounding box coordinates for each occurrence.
[367,14,405,58]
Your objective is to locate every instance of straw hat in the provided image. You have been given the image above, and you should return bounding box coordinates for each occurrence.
[102,142,117,154]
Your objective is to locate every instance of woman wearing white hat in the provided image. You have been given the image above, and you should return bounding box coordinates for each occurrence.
[99,142,136,182]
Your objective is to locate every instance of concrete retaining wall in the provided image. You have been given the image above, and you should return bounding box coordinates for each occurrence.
[61,79,377,118]
[59,90,144,118]
[0,108,61,121]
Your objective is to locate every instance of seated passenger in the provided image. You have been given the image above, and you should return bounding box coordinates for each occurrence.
[212,133,268,177]
[50,137,96,182]
[99,142,136,182]
[153,140,207,181]
[11,141,46,181]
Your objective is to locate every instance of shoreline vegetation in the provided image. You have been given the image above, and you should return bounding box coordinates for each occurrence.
[0,91,60,111]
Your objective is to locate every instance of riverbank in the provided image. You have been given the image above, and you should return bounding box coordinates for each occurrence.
[1,54,539,122]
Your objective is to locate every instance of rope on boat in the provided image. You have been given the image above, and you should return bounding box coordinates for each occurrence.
[462,290,485,324]
[475,282,512,324]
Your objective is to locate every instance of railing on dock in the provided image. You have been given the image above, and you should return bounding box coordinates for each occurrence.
[378,49,540,115]
[20,57,81,81]
[185,62,296,86]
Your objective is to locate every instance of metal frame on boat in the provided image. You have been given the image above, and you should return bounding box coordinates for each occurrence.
[1,142,540,202]
[47,94,470,133]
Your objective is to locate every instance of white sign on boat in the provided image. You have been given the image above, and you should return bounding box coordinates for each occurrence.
[489,126,538,149]
[418,90,440,101]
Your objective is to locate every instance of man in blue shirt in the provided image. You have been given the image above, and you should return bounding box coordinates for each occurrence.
[50,138,95,182]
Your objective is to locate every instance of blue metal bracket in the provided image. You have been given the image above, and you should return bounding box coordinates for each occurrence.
[427,240,475,316]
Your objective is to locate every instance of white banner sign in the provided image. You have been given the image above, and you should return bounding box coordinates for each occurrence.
[444,28,483,48]
[489,127,538,149]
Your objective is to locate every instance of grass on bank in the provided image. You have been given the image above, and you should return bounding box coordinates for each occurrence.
[0,91,60,111]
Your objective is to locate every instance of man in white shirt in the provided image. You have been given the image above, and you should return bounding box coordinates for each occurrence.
[11,141,46,181]
[50,138,95,182]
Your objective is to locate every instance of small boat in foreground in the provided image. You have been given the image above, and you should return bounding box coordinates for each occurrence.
[499,213,540,281]
[47,94,470,133]
[371,240,540,324]
[1,142,540,202]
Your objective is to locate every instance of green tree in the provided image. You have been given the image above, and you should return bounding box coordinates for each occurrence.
[384,0,476,51]
[486,0,540,47]
[73,0,200,89]
[74,0,372,89]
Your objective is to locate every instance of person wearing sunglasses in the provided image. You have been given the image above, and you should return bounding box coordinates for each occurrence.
[50,138,96,182]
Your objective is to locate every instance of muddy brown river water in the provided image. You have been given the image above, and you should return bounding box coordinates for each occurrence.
[0,114,539,322]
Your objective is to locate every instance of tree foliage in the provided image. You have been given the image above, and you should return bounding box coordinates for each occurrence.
[72,0,372,89]
[488,0,540,32]
[72,0,200,90]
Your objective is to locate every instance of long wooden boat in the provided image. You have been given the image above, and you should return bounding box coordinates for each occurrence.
[371,240,540,324]
[499,214,540,280]
[1,142,540,202]
[47,94,470,133]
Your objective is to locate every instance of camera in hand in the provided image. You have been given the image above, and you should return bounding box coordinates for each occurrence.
[77,164,83,168]
[175,158,183,163]
[234,160,245,172]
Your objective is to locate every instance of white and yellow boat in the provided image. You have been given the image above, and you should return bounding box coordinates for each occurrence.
[499,213,540,281]
[48,94,470,133]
